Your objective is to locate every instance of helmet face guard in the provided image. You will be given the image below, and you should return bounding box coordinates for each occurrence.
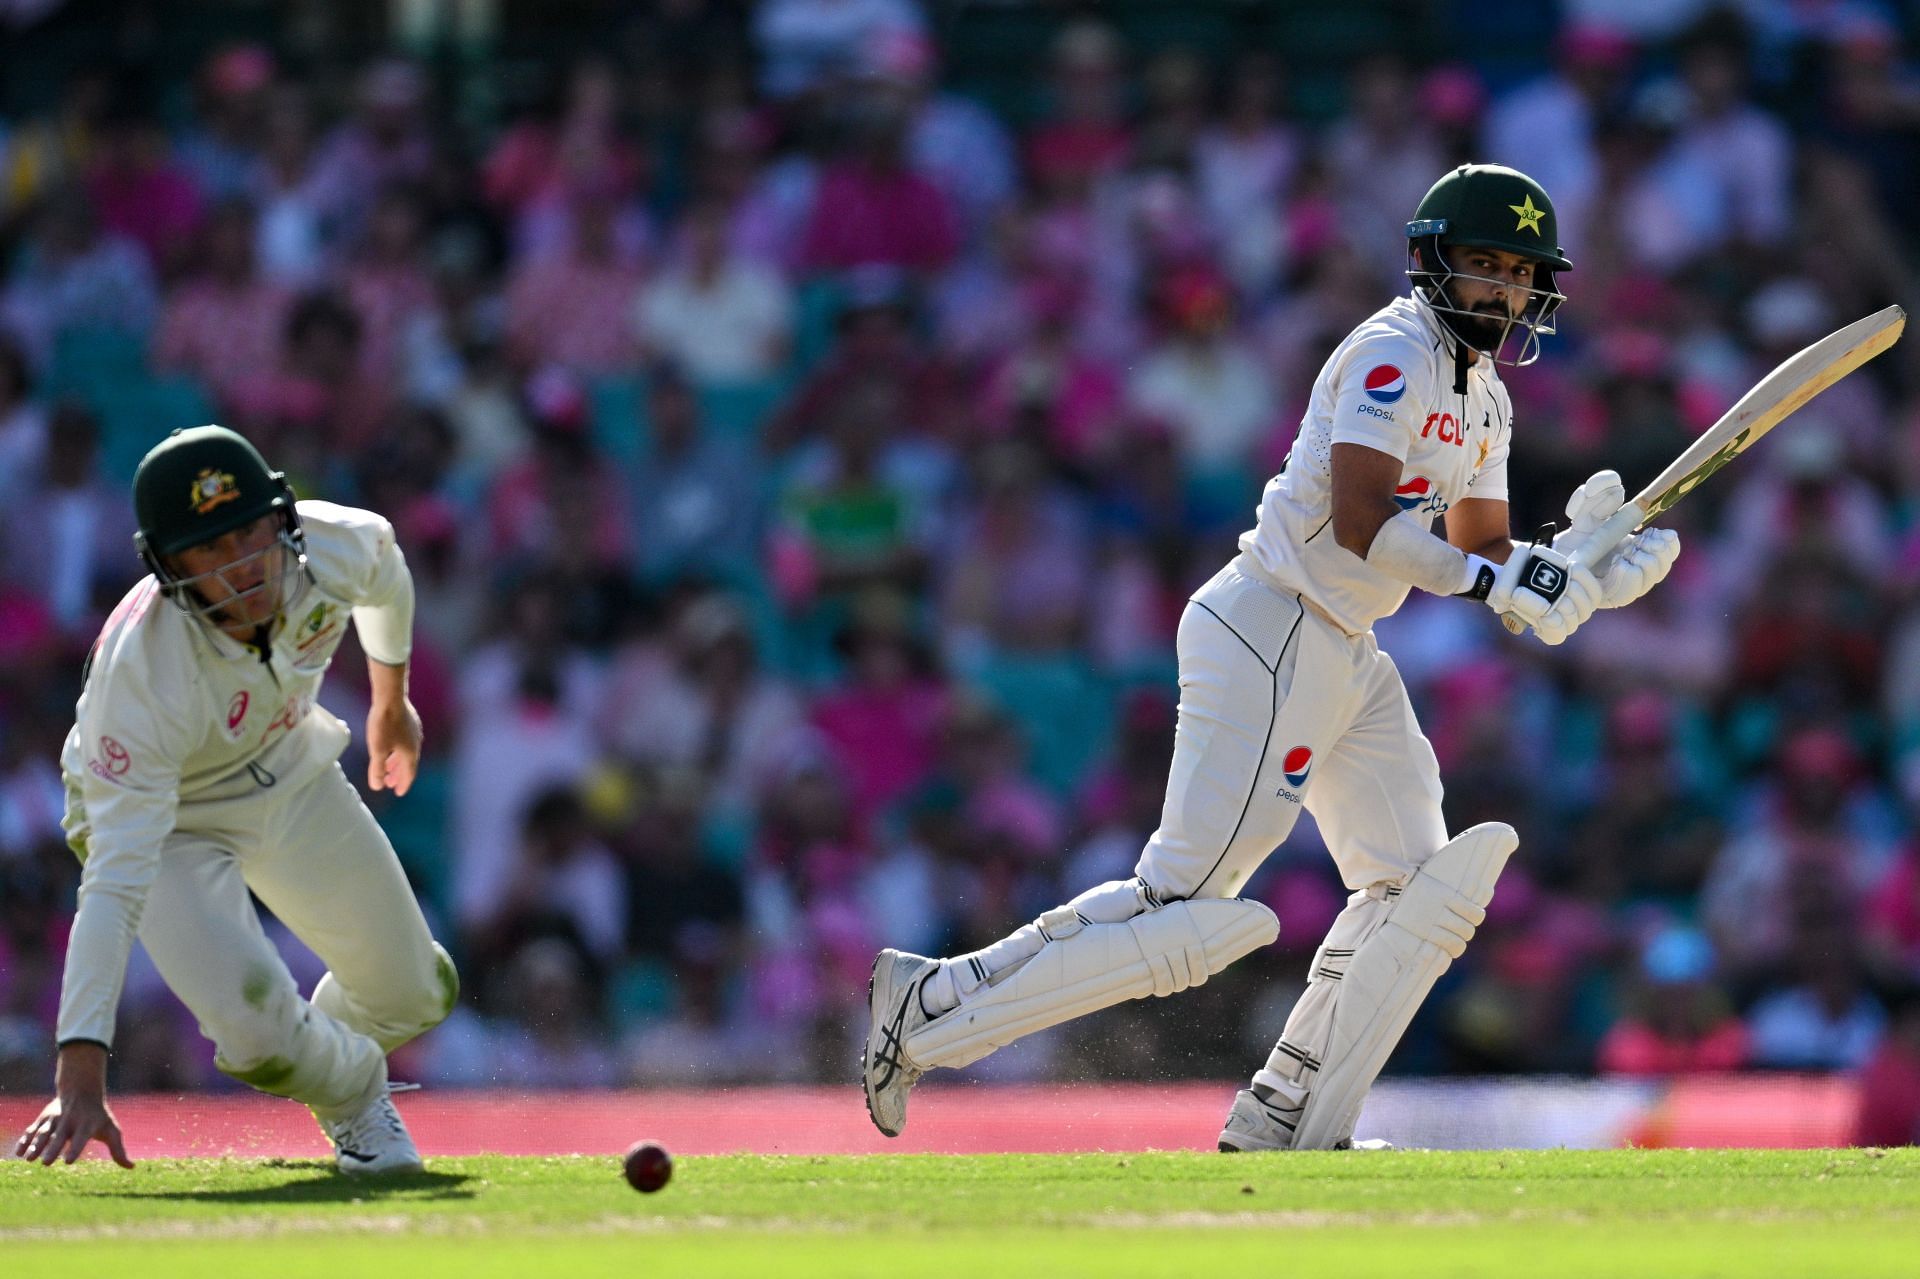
[142,510,308,633]
[1406,231,1567,367]
[130,425,309,637]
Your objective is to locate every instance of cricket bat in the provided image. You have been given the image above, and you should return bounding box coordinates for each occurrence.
[1504,302,1906,632]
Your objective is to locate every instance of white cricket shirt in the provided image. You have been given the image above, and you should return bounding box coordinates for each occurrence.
[1237,294,1514,633]
[55,501,414,1047]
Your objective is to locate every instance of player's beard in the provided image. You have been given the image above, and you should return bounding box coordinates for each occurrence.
[1452,304,1516,354]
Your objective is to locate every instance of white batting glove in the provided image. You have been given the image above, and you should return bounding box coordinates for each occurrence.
[1553,470,1627,560]
[1530,566,1602,644]
[1593,527,1680,609]
[1486,542,1602,644]
[1548,468,1678,610]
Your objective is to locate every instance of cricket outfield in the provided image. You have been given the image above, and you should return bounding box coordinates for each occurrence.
[3,1148,1916,1278]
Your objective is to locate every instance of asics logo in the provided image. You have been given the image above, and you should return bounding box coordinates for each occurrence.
[871,990,912,1089]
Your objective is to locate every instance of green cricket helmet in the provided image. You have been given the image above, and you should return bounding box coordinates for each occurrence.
[131,425,306,625]
[1405,163,1571,365]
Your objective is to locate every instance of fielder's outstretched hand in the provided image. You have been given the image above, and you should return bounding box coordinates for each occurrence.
[13,1044,134,1168]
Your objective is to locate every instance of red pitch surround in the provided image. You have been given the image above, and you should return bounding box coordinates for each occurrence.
[0,1077,1861,1160]
[0,1084,1238,1159]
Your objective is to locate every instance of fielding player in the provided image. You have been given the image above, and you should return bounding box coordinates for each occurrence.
[13,426,455,1174]
[864,164,1680,1149]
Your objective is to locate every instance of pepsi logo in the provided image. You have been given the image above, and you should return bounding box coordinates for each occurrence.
[1282,746,1313,788]
[1364,365,1407,404]
[1392,477,1434,511]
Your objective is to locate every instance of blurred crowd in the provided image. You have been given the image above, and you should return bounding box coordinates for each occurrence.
[1,1,1919,1140]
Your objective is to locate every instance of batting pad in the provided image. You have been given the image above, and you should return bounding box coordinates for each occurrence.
[1290,821,1516,1150]
[904,898,1279,1071]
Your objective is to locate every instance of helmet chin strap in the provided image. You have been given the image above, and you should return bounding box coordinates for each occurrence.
[1418,278,1476,394]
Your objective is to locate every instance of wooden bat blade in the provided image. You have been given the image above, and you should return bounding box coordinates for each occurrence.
[1629,303,1904,526]
[1505,304,1905,631]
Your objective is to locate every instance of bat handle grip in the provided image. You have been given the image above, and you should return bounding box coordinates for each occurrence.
[1498,501,1650,635]
[1568,501,1648,571]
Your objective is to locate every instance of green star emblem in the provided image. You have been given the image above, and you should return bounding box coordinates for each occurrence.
[1509,194,1545,236]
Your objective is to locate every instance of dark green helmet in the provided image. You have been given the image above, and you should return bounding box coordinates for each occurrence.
[132,425,293,560]
[1406,164,1570,367]
[131,425,307,628]
[1406,163,1572,270]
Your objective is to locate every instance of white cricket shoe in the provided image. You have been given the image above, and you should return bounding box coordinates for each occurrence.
[863,948,937,1138]
[1218,1088,1396,1152]
[319,1083,424,1175]
[1217,1087,1301,1152]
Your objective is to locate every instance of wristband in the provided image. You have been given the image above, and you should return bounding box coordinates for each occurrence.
[1457,554,1498,600]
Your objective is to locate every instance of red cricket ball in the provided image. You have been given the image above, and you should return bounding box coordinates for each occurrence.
[622,1140,673,1193]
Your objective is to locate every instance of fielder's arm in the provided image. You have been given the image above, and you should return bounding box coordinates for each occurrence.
[350,518,419,796]
[26,681,193,1168]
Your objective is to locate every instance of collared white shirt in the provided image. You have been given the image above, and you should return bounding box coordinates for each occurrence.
[1238,295,1513,634]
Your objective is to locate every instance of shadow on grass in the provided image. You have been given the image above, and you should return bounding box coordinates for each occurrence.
[93,1164,477,1203]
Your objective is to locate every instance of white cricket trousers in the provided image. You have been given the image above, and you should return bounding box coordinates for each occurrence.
[136,763,456,1117]
[1138,555,1449,898]
[941,556,1448,1003]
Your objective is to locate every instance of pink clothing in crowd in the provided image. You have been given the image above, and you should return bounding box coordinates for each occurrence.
[1597,1021,1751,1076]
[800,165,957,274]
[978,343,1122,462]
[345,263,436,383]
[1867,847,1920,965]
[89,165,205,269]
[812,682,949,823]
[485,454,633,568]
[151,281,291,401]
[505,257,647,374]
[1025,123,1131,188]
[483,124,645,215]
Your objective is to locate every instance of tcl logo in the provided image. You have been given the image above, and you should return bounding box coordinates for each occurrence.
[1420,412,1468,447]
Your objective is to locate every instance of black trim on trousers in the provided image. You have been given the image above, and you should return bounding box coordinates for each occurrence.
[1193,600,1276,674]
[1182,594,1304,897]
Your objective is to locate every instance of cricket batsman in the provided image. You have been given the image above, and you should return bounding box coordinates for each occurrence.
[12,425,456,1174]
[864,164,1681,1149]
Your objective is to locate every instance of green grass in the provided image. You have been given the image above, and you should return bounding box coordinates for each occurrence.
[3,1149,1917,1277]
